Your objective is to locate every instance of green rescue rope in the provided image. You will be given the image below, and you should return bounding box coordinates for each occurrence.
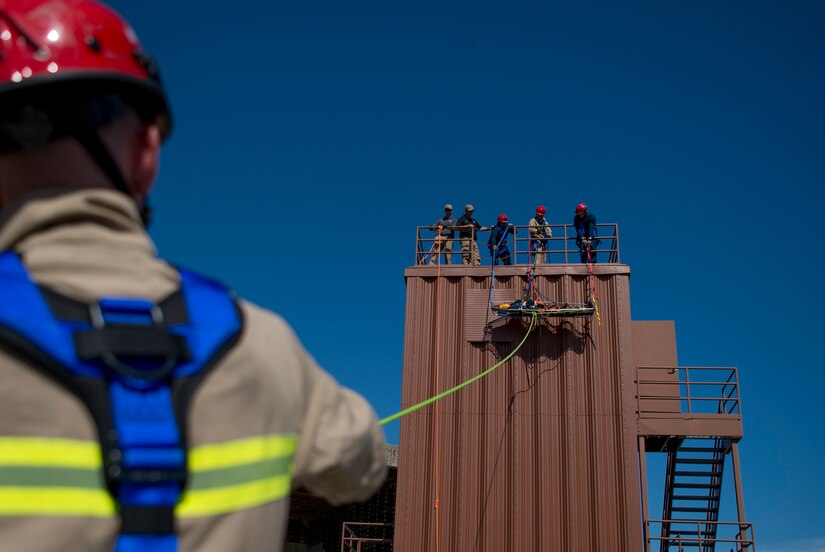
[379,313,538,426]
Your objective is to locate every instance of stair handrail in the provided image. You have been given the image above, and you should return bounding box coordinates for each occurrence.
[645,520,756,550]
[341,523,357,552]
[719,368,740,415]
[701,437,728,551]
[660,450,678,552]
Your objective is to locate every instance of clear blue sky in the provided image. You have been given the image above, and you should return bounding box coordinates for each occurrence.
[109,1,824,549]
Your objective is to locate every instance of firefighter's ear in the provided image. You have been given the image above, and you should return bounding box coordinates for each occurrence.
[132,120,161,198]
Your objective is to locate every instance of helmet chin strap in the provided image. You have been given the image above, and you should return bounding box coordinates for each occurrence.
[73,129,152,227]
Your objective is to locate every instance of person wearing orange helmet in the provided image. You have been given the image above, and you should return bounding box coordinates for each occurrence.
[0,2,386,551]
[487,214,514,265]
[528,205,552,265]
[573,202,599,263]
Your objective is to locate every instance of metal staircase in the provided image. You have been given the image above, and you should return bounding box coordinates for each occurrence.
[660,437,730,551]
[638,365,754,551]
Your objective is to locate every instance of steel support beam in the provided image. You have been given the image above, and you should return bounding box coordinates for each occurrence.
[730,442,750,550]
[638,436,650,552]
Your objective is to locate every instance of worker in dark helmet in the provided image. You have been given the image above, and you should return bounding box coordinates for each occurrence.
[428,203,456,265]
[573,202,600,263]
[0,1,386,551]
[528,205,552,265]
[455,204,488,266]
[488,214,514,265]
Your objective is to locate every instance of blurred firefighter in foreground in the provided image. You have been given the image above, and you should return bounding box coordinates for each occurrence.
[0,1,386,551]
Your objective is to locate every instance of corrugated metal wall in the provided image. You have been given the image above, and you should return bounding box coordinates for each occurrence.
[395,265,642,551]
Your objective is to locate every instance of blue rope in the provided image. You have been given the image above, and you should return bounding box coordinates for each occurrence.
[488,224,512,306]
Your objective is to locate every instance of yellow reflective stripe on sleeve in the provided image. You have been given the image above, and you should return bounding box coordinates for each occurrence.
[177,473,292,517]
[0,488,115,516]
[188,434,298,471]
[179,434,298,517]
[0,437,102,468]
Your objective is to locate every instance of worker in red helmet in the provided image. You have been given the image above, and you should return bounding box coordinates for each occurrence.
[573,203,599,263]
[528,205,553,265]
[488,214,514,265]
[0,2,386,551]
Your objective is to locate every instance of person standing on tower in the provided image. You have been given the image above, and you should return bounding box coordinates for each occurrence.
[488,214,514,266]
[573,202,599,263]
[428,203,456,265]
[528,205,552,265]
[456,204,489,266]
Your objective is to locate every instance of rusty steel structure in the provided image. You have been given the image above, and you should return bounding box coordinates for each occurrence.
[391,227,755,551]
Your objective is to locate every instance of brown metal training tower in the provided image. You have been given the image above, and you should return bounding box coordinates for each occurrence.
[391,223,755,551]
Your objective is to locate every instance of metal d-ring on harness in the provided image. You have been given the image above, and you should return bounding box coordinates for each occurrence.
[0,251,242,552]
[84,300,184,381]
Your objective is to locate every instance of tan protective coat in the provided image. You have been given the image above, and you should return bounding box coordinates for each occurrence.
[0,189,387,552]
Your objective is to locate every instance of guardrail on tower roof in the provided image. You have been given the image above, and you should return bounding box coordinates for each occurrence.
[414,223,620,266]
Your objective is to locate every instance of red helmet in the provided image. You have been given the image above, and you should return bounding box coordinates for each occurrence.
[575,203,588,214]
[497,214,508,222]
[0,0,172,147]
[535,205,546,215]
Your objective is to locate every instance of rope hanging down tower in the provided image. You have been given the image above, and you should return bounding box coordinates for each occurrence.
[379,232,602,428]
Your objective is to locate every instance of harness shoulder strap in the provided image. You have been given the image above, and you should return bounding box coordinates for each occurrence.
[0,251,243,552]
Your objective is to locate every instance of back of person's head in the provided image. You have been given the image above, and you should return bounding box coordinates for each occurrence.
[0,0,171,220]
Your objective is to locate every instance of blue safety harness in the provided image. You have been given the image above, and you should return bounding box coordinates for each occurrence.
[488,223,512,265]
[0,251,243,552]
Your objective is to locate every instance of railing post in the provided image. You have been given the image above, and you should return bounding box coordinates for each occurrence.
[684,367,692,415]
[415,228,421,266]
[471,226,475,267]
[735,367,743,417]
